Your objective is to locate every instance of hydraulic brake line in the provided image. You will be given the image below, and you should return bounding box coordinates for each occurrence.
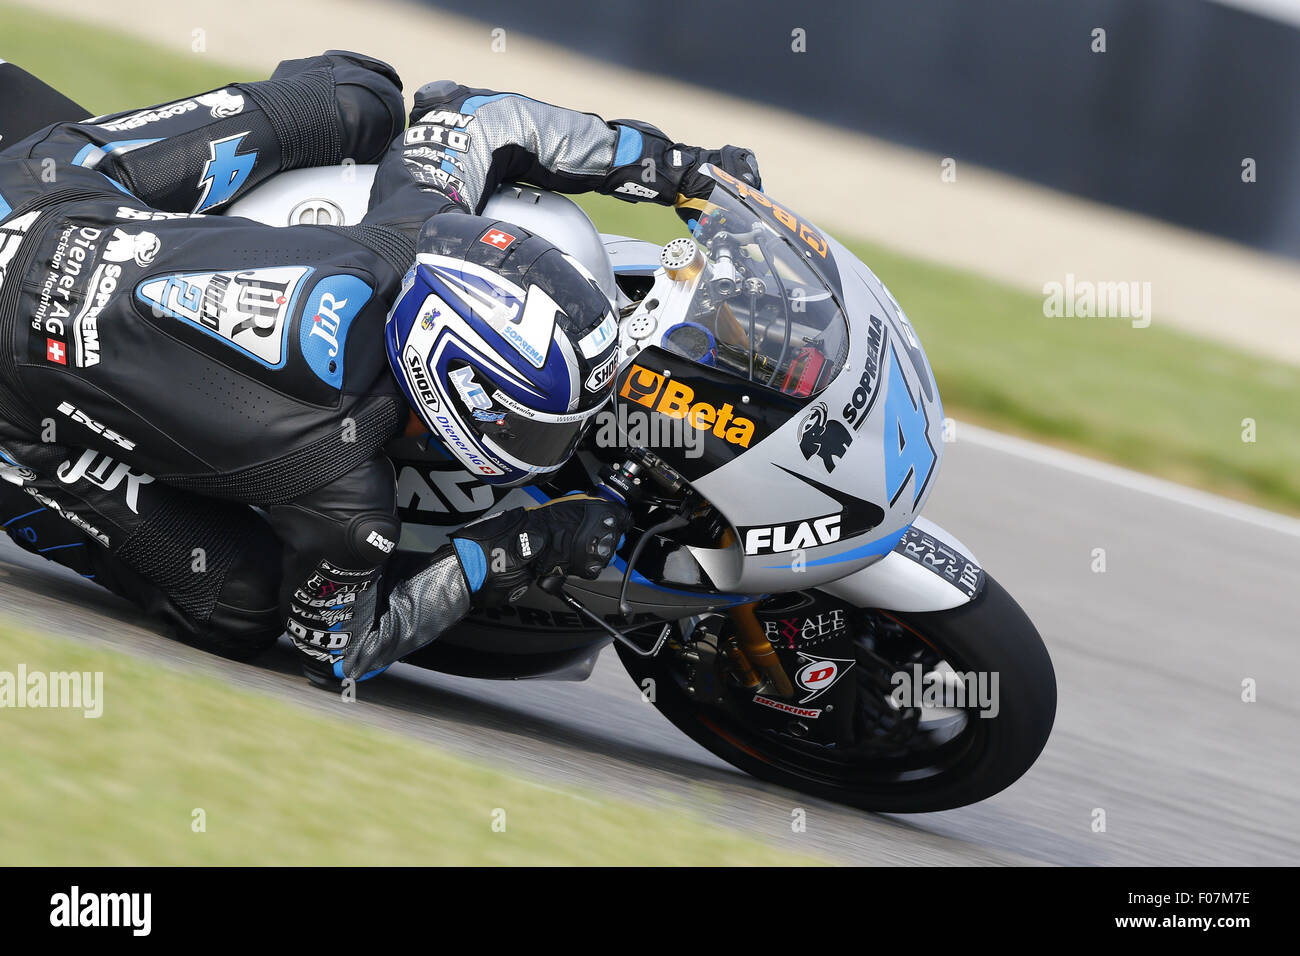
[616,510,689,617]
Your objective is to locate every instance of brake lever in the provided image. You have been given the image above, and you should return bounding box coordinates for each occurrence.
[538,573,671,658]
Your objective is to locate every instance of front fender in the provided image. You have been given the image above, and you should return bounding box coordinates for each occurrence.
[819,516,985,612]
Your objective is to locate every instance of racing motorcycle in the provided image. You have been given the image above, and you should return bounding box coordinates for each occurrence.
[221,162,1057,813]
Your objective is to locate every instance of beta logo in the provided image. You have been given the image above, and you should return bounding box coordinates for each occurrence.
[794,653,856,704]
[619,365,755,448]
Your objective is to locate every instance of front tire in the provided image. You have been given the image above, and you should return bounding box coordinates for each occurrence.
[616,573,1055,813]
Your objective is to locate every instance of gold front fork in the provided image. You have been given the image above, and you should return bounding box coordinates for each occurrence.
[728,602,795,699]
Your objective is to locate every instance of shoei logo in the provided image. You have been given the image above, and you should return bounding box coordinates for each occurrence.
[585,352,617,393]
[403,346,439,411]
[618,365,755,448]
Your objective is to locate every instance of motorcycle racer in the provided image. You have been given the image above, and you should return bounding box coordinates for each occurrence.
[0,50,760,683]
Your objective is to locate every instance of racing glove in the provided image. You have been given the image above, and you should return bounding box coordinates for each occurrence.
[449,494,631,608]
[605,118,761,208]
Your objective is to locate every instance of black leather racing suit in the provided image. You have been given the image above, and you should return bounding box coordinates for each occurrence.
[0,52,755,680]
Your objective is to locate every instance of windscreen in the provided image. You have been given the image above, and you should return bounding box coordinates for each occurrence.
[661,177,850,398]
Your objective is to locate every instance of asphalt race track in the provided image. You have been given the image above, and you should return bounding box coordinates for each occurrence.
[3,424,1297,865]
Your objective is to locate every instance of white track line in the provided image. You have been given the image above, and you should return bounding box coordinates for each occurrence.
[956,421,1300,541]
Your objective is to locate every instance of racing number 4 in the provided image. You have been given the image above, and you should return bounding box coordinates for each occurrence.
[882,345,935,509]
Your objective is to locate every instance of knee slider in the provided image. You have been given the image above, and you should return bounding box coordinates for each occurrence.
[346,512,401,565]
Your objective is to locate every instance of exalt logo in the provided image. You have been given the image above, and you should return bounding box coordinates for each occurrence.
[762,608,847,649]
[49,886,150,935]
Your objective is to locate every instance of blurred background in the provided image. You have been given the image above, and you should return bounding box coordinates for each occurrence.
[435,0,1300,259]
[2,0,1298,866]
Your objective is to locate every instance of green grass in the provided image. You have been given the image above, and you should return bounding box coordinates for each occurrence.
[0,624,821,865]
[4,3,1298,514]
[0,6,253,112]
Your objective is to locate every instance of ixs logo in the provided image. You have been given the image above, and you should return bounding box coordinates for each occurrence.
[614,181,660,199]
[57,402,136,451]
[366,529,396,554]
[740,513,841,555]
[115,207,204,222]
[618,365,755,448]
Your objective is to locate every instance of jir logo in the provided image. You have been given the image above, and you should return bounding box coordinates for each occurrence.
[299,276,373,388]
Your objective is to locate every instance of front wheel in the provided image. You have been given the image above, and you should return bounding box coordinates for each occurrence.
[615,573,1055,813]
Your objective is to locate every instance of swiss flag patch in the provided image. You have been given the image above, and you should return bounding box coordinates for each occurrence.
[46,339,67,365]
[479,229,516,250]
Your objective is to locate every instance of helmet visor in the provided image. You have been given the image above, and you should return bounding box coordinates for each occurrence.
[467,399,598,472]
